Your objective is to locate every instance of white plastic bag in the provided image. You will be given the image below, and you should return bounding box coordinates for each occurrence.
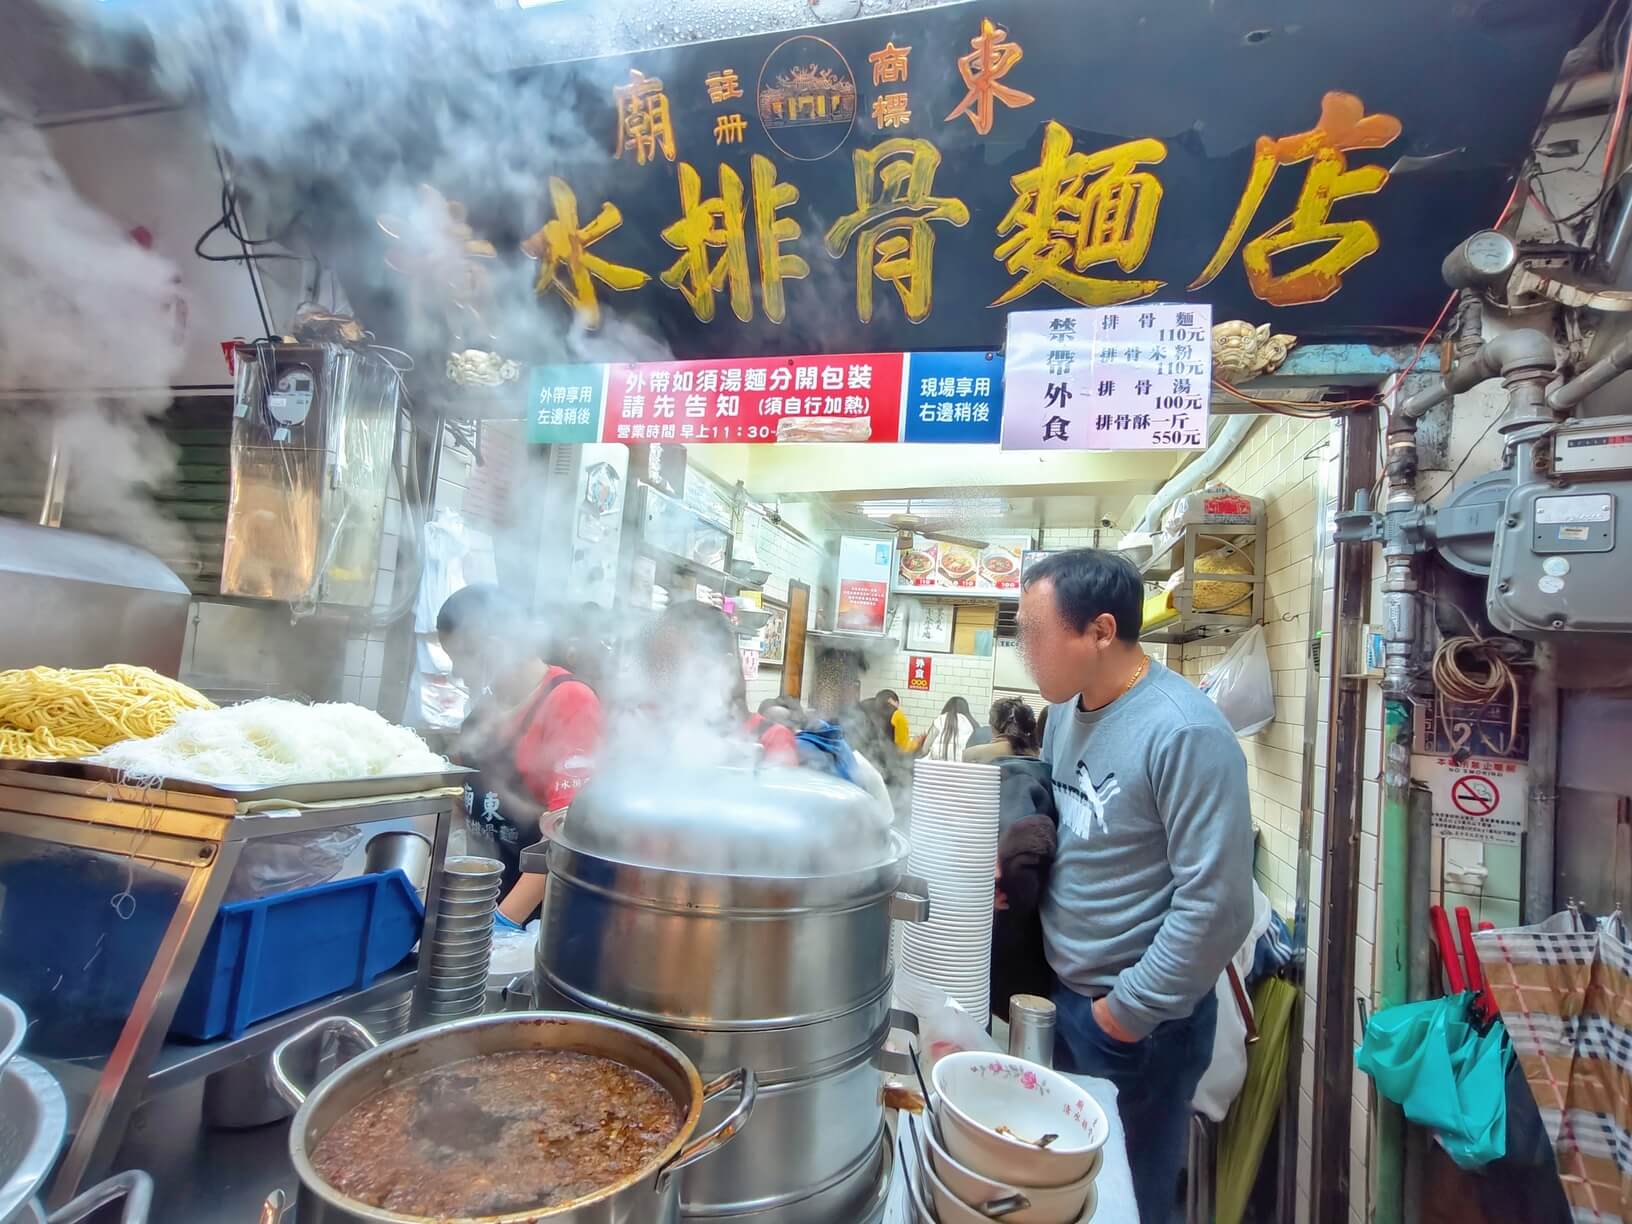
[1193,882,1274,1120]
[1199,625,1276,736]
[892,968,1001,1073]
[223,826,365,902]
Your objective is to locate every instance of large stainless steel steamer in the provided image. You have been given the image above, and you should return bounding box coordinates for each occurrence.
[528,765,928,1224]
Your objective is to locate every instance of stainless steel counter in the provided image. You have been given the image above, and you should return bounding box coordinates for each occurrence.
[109,1061,1135,1223]
[116,1082,296,1224]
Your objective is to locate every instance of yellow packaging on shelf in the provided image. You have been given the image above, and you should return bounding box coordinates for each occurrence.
[1143,589,1180,630]
[1190,546,1254,612]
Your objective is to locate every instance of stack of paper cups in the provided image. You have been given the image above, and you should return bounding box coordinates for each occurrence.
[897,760,1001,1029]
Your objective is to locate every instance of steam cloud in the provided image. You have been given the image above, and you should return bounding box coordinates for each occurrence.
[0,100,187,556]
[8,0,932,816]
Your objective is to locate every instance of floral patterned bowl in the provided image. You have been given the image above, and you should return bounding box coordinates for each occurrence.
[930,1053,1108,1188]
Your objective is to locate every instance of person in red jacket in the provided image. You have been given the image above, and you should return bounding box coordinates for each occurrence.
[438,586,602,925]
[645,602,798,766]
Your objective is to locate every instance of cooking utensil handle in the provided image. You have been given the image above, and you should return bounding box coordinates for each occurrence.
[874,1010,924,1076]
[259,1189,288,1224]
[46,1170,153,1224]
[890,874,932,923]
[1454,907,1483,993]
[980,1192,1032,1218]
[657,1067,757,1189]
[271,1015,379,1108]
[1429,904,1465,994]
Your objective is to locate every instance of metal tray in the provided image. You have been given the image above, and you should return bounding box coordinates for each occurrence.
[0,758,472,805]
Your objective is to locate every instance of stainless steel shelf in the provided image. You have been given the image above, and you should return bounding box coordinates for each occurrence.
[30,967,419,1110]
[1141,615,1259,645]
[1140,520,1267,646]
[144,966,417,1096]
[1141,522,1261,582]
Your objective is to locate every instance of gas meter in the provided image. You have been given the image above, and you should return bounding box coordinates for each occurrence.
[1487,414,1632,637]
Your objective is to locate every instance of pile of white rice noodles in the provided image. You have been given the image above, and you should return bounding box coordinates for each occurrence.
[90,698,448,786]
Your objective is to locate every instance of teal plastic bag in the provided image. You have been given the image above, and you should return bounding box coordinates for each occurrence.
[1355,993,1512,1168]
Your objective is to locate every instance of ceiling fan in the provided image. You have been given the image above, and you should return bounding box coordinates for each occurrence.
[858,501,990,551]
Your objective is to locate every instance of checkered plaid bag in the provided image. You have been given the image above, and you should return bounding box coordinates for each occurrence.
[1476,912,1632,1224]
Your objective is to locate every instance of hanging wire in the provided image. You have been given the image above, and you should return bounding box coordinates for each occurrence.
[1432,608,1530,755]
[1210,377,1377,416]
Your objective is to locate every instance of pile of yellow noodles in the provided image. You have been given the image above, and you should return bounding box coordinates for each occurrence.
[0,665,215,760]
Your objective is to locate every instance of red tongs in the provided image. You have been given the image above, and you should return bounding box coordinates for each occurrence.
[1429,903,1500,1026]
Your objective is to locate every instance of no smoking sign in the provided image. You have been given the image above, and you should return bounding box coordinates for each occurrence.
[1412,753,1529,845]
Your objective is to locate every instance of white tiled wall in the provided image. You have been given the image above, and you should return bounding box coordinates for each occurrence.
[879,649,998,735]
[1178,415,1331,917]
[740,505,834,711]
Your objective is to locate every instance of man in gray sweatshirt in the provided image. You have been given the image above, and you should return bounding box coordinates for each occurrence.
[1018,549,1253,1220]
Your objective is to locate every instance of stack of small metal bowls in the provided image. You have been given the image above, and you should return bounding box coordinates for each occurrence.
[353,989,414,1040]
[419,856,502,1022]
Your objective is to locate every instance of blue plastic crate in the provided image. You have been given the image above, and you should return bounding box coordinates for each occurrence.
[170,869,425,1041]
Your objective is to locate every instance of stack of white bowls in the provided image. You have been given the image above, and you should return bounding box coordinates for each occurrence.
[897,761,1001,1029]
[419,856,501,1022]
[908,1052,1108,1223]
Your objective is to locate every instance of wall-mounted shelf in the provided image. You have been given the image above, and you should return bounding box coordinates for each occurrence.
[1140,522,1265,645]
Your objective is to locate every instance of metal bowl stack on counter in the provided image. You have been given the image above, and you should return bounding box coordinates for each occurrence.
[419,856,502,1023]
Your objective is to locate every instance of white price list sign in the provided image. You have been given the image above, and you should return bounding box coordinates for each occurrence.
[1001,303,1212,451]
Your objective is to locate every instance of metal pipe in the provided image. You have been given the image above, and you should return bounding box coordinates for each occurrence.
[1374,698,1413,1224]
[1398,329,1556,424]
[1135,414,1256,533]
[1278,429,1336,1224]
[1547,70,1616,118]
[1523,644,1559,922]
[1401,782,1435,1224]
[38,427,69,528]
[1396,345,1500,423]
[1311,408,1377,1224]
[1547,328,1632,412]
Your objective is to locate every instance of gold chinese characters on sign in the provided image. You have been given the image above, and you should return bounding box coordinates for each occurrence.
[947,18,1033,135]
[523,179,649,329]
[826,138,969,323]
[995,121,1167,307]
[529,57,1402,330]
[614,69,677,165]
[872,93,911,130]
[1190,91,1401,306]
[869,41,911,85]
[705,68,743,103]
[660,155,809,325]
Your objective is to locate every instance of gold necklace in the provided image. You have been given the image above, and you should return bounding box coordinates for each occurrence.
[1120,656,1149,698]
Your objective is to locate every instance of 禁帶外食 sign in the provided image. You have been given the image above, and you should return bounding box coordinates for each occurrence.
[1003,304,1211,451]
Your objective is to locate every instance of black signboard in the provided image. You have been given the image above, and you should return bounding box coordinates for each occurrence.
[339,0,1594,363]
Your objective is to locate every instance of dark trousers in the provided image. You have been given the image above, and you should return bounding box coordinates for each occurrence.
[1052,985,1217,1222]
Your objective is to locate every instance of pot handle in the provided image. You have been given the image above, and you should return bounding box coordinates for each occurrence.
[890,874,931,923]
[656,1067,757,1191]
[874,1009,923,1077]
[271,1015,379,1108]
[46,1170,153,1224]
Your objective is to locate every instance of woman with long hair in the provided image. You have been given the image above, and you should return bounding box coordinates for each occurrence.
[964,696,1041,763]
[919,694,980,761]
